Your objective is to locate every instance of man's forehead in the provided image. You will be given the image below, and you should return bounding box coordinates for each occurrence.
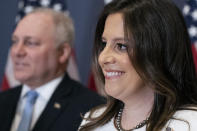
[20,13,53,26]
[13,13,55,37]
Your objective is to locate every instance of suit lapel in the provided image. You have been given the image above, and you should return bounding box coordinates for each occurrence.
[33,74,73,131]
[0,86,22,131]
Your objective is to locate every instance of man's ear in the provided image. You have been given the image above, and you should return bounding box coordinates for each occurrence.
[58,43,71,64]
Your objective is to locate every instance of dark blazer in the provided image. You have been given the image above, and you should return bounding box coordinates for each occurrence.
[0,73,105,131]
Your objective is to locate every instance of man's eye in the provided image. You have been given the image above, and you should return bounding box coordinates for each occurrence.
[25,41,40,46]
[11,39,17,45]
[116,43,127,51]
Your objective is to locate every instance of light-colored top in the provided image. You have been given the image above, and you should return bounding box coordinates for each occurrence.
[11,75,63,131]
[79,106,197,131]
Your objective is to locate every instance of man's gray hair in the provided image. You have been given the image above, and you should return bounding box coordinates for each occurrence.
[29,8,74,47]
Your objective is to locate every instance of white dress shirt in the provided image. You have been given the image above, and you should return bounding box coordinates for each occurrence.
[11,75,63,131]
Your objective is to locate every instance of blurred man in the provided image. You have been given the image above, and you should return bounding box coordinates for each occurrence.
[0,8,104,131]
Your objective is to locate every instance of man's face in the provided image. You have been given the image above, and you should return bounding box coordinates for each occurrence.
[11,13,65,88]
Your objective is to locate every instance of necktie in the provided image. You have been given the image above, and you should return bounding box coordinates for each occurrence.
[17,90,38,131]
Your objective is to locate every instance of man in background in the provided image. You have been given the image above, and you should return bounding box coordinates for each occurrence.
[0,8,104,131]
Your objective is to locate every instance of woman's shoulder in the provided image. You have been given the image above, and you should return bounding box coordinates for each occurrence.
[84,105,107,118]
[174,106,197,121]
[165,107,197,131]
[79,106,107,128]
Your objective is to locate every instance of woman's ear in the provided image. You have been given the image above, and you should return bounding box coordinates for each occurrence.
[58,43,71,64]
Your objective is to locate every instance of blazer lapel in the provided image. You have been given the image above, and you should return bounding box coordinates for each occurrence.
[32,74,73,131]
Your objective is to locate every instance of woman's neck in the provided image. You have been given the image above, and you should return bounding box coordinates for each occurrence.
[121,87,154,130]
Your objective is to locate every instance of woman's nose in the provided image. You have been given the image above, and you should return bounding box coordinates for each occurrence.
[98,45,115,66]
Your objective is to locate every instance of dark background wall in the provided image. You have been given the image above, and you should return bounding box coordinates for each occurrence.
[0,0,186,87]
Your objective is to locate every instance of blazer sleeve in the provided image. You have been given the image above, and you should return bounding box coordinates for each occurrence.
[165,108,197,131]
[78,106,107,130]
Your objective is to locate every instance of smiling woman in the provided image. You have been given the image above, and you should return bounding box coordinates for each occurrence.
[98,13,150,102]
[79,0,197,131]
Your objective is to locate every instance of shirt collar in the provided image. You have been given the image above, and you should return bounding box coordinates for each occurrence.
[20,75,64,100]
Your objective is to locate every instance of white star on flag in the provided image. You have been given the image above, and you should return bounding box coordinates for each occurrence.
[53,3,62,11]
[40,0,50,7]
[192,10,197,21]
[183,5,190,15]
[24,6,34,14]
[189,26,197,37]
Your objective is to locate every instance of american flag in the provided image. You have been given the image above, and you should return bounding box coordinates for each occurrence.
[15,0,68,23]
[1,0,80,91]
[183,0,197,71]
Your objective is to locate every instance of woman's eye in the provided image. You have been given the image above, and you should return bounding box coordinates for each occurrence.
[116,43,127,51]
[100,41,107,50]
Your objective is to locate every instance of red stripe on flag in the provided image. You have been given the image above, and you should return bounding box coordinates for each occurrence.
[1,76,10,91]
[88,72,97,91]
[191,44,197,72]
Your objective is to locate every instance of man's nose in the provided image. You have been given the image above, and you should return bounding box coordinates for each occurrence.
[11,42,26,57]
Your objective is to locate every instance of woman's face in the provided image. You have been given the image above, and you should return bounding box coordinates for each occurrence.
[98,13,147,101]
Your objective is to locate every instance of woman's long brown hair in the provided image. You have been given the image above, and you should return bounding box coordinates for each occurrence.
[79,0,197,130]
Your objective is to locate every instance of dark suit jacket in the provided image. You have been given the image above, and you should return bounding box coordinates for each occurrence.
[0,73,105,131]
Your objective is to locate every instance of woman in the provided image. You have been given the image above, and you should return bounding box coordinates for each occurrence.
[79,0,197,130]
